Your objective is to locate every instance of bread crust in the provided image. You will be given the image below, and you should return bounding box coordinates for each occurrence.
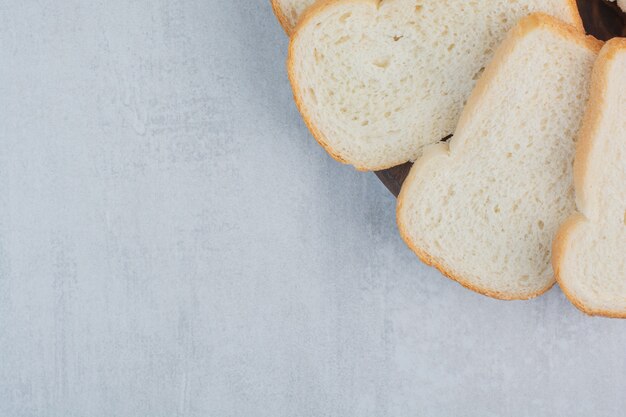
[397,14,602,301]
[271,0,293,35]
[287,1,586,171]
[552,38,626,318]
[566,0,585,32]
[273,0,584,36]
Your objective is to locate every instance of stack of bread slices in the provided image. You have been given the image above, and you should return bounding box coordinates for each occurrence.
[272,0,625,318]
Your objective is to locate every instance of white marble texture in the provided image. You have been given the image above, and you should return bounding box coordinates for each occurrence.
[0,1,624,416]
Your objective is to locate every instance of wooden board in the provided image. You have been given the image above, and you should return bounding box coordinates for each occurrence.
[375,0,626,197]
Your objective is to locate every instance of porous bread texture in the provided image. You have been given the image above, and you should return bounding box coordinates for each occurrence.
[288,0,582,171]
[271,0,316,34]
[397,14,602,300]
[553,39,626,317]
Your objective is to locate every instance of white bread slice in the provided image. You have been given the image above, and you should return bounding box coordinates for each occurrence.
[288,0,583,171]
[271,0,316,34]
[553,39,626,317]
[396,15,602,300]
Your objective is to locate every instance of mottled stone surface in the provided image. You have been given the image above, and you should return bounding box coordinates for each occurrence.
[0,2,624,416]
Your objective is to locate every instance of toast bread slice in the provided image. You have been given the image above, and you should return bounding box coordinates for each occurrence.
[553,38,626,317]
[397,15,602,300]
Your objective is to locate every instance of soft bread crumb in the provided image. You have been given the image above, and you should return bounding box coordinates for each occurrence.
[288,0,582,170]
[397,15,600,300]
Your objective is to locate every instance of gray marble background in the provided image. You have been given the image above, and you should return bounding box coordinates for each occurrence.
[0,1,624,416]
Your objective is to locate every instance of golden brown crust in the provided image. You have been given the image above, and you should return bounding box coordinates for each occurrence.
[565,0,585,32]
[271,0,294,35]
[553,38,626,319]
[288,3,590,171]
[397,14,601,301]
[528,12,602,50]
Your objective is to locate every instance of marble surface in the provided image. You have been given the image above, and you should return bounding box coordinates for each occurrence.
[0,1,624,416]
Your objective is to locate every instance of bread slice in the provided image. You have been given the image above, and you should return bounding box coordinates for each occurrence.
[271,0,316,34]
[288,0,583,171]
[396,15,602,300]
[553,39,626,317]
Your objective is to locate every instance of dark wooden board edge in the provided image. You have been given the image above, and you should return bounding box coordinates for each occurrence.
[375,0,626,197]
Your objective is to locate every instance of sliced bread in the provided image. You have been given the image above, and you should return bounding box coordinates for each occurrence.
[553,38,626,317]
[288,0,583,170]
[396,15,602,300]
[271,0,316,34]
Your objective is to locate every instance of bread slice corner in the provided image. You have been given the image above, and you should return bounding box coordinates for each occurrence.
[271,0,318,35]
